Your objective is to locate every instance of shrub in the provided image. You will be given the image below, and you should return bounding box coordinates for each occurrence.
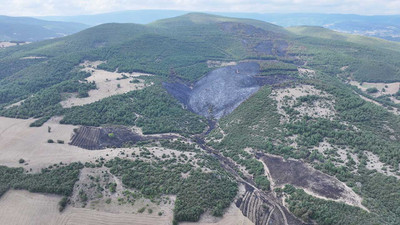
[59,197,68,212]
[138,207,146,213]
[366,87,379,93]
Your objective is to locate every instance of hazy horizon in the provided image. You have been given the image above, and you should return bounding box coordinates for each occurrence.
[1,0,400,17]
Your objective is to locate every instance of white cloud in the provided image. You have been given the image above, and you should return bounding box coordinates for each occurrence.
[0,0,399,16]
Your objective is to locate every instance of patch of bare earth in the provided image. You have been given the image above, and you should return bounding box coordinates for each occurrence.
[207,60,237,68]
[4,99,26,109]
[365,151,400,179]
[297,68,315,77]
[20,56,47,60]
[60,61,153,108]
[349,80,400,96]
[270,84,336,124]
[0,41,29,48]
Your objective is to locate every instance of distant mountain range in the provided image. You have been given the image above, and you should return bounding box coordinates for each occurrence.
[0,15,88,42]
[2,10,400,42]
[42,10,400,42]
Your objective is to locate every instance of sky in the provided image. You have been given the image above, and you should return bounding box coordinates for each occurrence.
[1,0,400,17]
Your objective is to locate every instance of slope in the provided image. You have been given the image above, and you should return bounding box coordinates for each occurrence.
[0,15,88,42]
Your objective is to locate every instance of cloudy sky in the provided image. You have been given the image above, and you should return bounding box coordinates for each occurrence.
[1,0,400,16]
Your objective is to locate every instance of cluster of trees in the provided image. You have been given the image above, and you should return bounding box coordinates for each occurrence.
[61,85,206,135]
[283,185,379,224]
[295,33,400,82]
[258,60,298,76]
[105,157,237,223]
[0,78,96,120]
[0,162,83,198]
[283,165,400,225]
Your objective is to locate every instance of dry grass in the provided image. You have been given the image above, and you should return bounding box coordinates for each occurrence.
[0,190,173,225]
[0,116,195,172]
[181,203,253,225]
[60,61,153,108]
[0,42,29,48]
[20,56,47,60]
[206,60,237,68]
[349,80,400,96]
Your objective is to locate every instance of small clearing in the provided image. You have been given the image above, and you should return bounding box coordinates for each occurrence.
[349,80,400,96]
[297,67,316,77]
[270,85,336,123]
[207,60,237,68]
[20,56,47,60]
[0,41,28,48]
[365,151,400,179]
[4,99,26,109]
[60,61,153,108]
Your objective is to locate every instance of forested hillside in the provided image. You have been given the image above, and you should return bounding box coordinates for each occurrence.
[1,13,400,225]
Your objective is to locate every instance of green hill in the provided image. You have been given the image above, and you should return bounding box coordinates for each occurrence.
[1,13,400,225]
[0,15,88,42]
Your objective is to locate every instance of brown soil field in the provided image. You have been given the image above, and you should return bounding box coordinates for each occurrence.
[0,189,252,225]
[0,190,173,225]
[0,116,180,172]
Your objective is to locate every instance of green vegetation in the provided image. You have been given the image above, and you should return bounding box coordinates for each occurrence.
[0,162,83,198]
[258,61,298,76]
[254,176,270,191]
[61,85,206,134]
[2,13,400,225]
[366,87,379,93]
[283,166,400,225]
[105,157,237,223]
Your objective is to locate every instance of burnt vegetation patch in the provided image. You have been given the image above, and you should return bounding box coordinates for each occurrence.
[70,126,177,150]
[164,61,298,119]
[262,154,348,200]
